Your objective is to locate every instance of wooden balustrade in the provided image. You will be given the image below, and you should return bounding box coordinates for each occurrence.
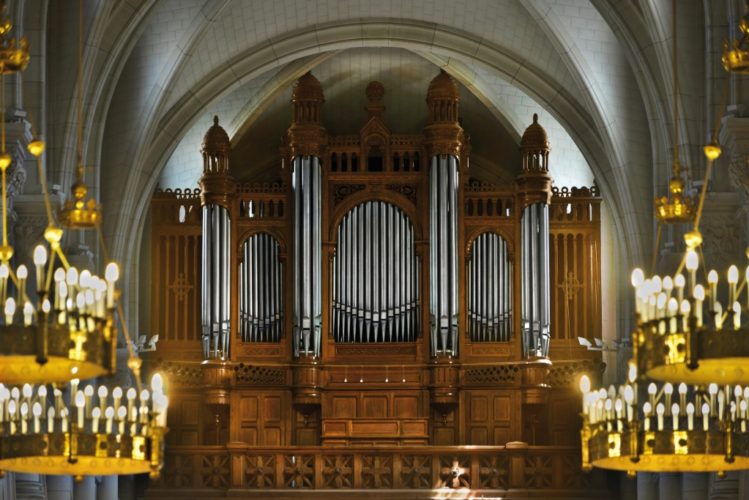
[152,444,610,496]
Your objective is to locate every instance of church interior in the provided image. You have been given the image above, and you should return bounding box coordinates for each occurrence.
[1,0,749,498]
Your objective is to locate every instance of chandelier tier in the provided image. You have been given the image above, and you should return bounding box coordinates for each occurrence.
[632,257,749,385]
[0,373,168,478]
[579,371,749,474]
[0,11,118,385]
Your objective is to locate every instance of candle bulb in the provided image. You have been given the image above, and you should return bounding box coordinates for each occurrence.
[643,402,652,431]
[708,270,719,311]
[624,385,634,422]
[126,388,136,417]
[117,406,126,435]
[20,402,28,434]
[53,388,62,413]
[741,401,748,432]
[678,383,687,412]
[674,274,685,303]
[686,250,698,291]
[22,301,32,326]
[98,386,108,414]
[75,391,84,430]
[53,268,64,310]
[47,407,55,433]
[32,402,41,433]
[734,301,742,330]
[715,302,724,330]
[105,407,114,434]
[105,263,119,309]
[0,263,8,305]
[657,293,667,320]
[703,402,710,430]
[656,403,665,431]
[687,403,695,430]
[648,383,657,409]
[112,387,122,410]
[709,383,718,415]
[61,408,68,433]
[672,403,680,430]
[729,265,739,306]
[33,245,46,293]
[84,385,94,418]
[4,297,15,324]
[16,265,27,303]
[66,267,78,300]
[663,276,674,299]
[664,383,674,413]
[8,400,16,434]
[632,268,645,316]
[155,394,168,427]
[91,407,100,433]
[615,399,623,432]
[694,285,705,327]
[579,375,591,415]
[746,266,749,309]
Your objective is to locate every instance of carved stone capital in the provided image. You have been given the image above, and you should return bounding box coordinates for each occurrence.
[423,123,464,158]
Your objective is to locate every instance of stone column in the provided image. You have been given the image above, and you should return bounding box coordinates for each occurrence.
[73,476,96,500]
[683,473,710,500]
[46,476,73,500]
[659,473,682,499]
[14,474,45,499]
[96,476,118,500]
[636,472,659,500]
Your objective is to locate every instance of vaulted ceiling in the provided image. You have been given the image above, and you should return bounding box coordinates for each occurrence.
[33,0,727,325]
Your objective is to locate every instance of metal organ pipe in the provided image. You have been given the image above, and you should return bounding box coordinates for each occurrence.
[467,233,512,342]
[293,156,322,357]
[521,202,550,357]
[332,201,418,343]
[239,233,283,343]
[429,155,459,356]
[200,204,231,359]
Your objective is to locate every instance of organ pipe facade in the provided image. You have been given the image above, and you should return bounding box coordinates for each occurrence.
[332,201,419,343]
[149,74,604,464]
[198,117,234,359]
[517,114,553,358]
[292,156,322,356]
[239,233,284,343]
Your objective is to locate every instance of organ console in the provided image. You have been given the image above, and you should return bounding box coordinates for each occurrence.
[145,70,608,496]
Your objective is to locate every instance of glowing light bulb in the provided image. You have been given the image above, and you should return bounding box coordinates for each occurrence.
[151,373,164,393]
[105,263,119,282]
[708,270,719,284]
[579,375,590,393]
[729,265,740,284]
[33,245,46,266]
[16,265,27,280]
[686,250,699,271]
[631,268,645,288]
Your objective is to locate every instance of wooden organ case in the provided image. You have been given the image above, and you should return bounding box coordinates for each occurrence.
[146,72,609,496]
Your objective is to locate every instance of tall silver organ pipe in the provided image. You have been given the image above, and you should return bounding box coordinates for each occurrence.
[201,204,231,359]
[332,201,419,343]
[468,232,512,342]
[521,202,550,357]
[429,155,459,356]
[239,233,283,343]
[293,156,322,357]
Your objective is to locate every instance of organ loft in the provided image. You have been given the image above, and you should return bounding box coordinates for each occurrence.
[147,70,606,496]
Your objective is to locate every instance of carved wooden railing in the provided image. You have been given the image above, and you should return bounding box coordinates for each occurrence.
[152,445,609,495]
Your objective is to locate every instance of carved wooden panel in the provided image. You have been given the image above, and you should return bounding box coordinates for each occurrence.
[464,390,517,445]
[166,395,202,446]
[233,390,290,446]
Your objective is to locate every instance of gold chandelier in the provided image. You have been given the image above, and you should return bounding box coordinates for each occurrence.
[0,6,117,385]
[579,369,749,475]
[0,1,169,478]
[654,0,698,224]
[723,4,749,74]
[0,373,168,478]
[579,0,749,475]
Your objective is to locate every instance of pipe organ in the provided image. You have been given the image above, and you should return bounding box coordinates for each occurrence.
[332,201,419,343]
[239,233,284,343]
[145,72,607,497]
[467,232,512,342]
